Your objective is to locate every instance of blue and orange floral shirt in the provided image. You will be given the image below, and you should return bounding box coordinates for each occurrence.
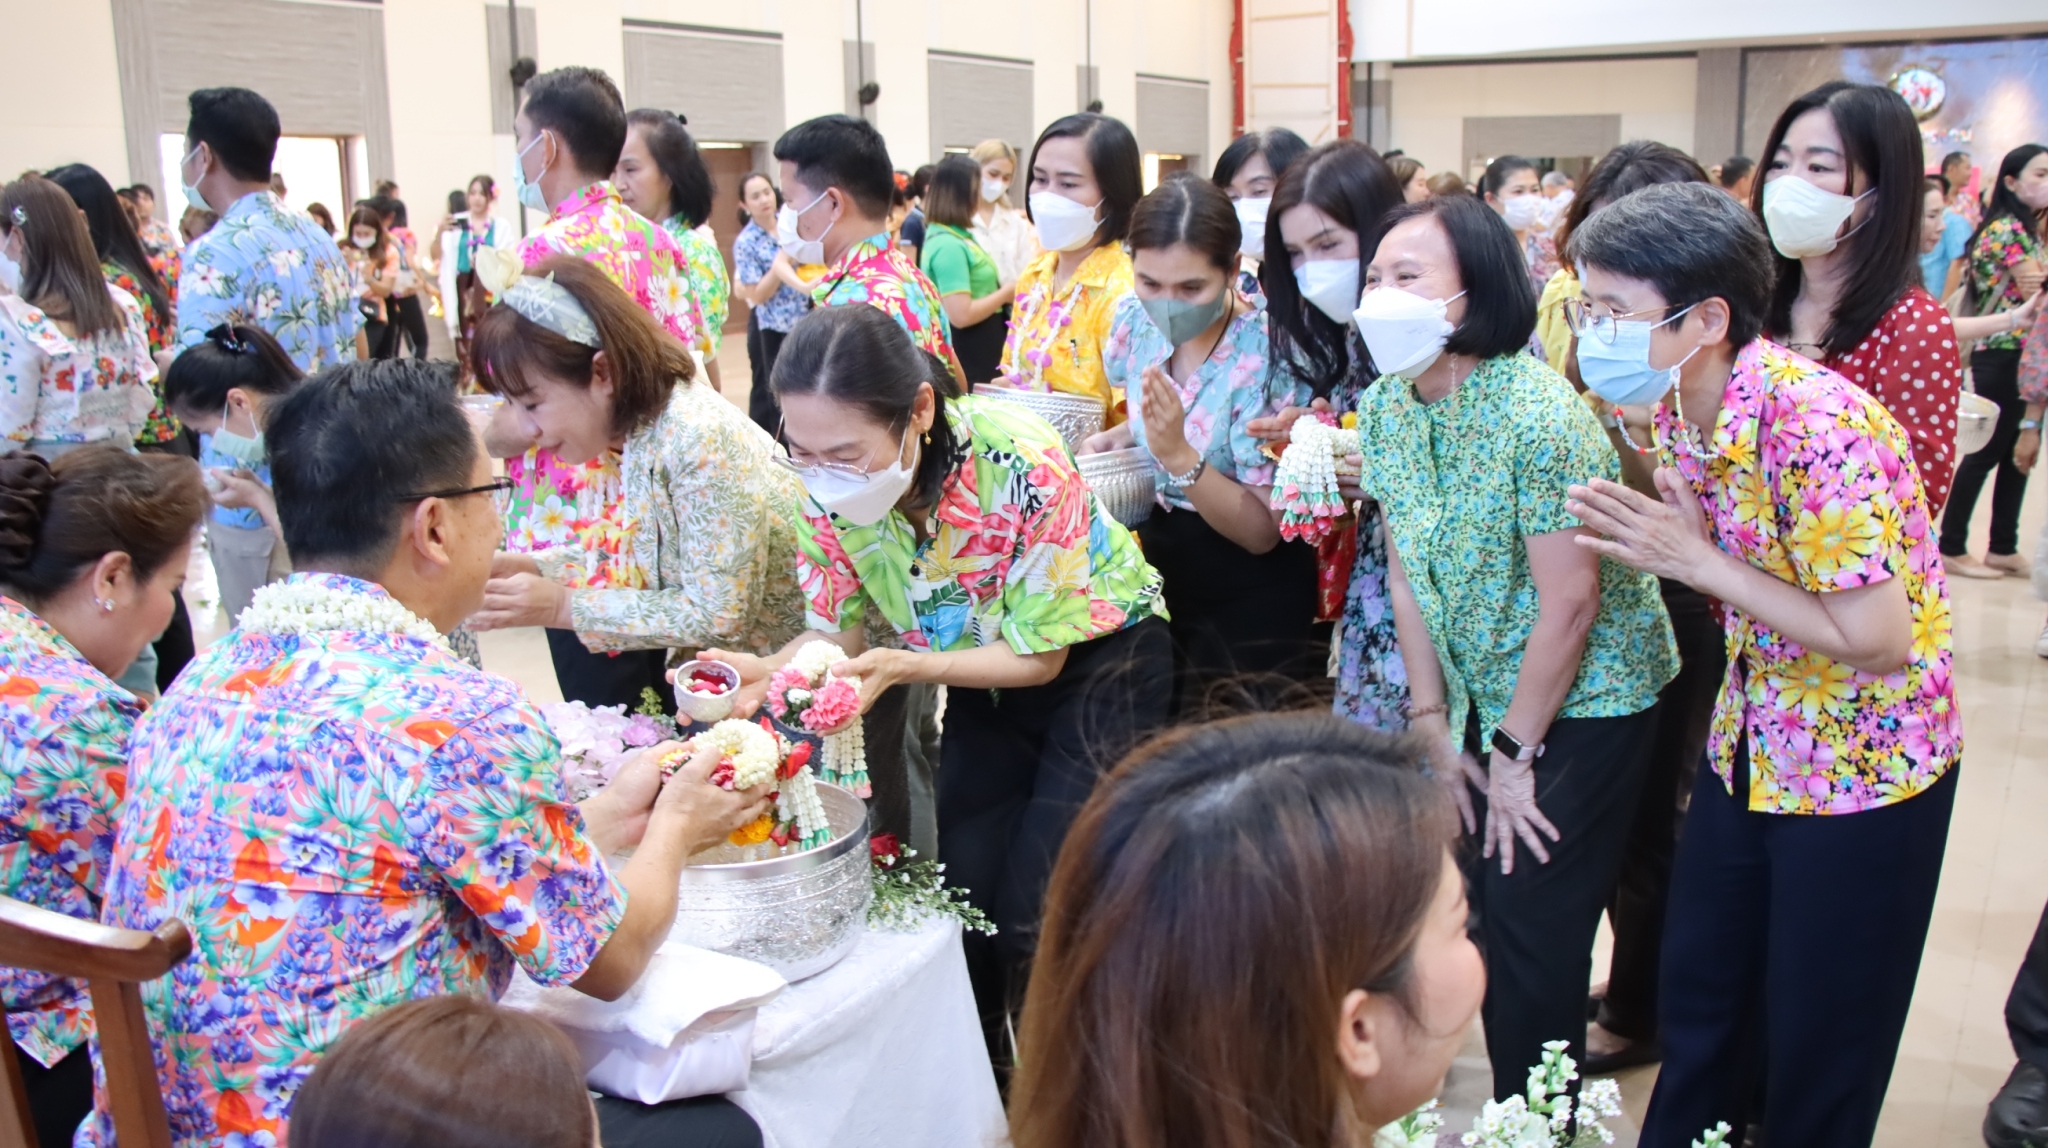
[1654,339,1960,815]
[84,575,625,1147]
[0,597,137,1070]
[175,190,360,372]
[813,231,956,366]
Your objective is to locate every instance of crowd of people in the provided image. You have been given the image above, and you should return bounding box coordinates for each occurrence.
[0,59,2044,1148]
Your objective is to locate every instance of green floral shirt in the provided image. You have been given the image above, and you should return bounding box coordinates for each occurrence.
[793,395,1166,654]
[1968,214,2045,352]
[661,217,731,358]
[1356,351,1677,736]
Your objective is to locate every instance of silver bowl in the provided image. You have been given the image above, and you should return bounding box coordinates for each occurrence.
[978,388,1106,455]
[670,781,872,981]
[672,658,739,723]
[1077,446,1157,528]
[1958,390,1998,456]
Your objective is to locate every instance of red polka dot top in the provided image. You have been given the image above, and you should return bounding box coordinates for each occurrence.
[1819,286,1962,515]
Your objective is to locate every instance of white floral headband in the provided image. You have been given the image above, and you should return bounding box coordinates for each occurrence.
[501,271,601,348]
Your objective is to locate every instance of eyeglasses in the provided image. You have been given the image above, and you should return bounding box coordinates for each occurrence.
[1561,298,1676,345]
[398,476,515,516]
[769,421,909,485]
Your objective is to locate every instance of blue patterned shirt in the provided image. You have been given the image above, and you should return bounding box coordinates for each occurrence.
[175,191,361,371]
[732,220,810,333]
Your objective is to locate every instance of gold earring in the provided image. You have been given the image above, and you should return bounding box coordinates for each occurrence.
[922,430,931,445]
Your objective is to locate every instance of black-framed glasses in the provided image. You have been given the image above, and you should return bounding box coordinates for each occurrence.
[399,476,515,516]
[1561,298,1677,345]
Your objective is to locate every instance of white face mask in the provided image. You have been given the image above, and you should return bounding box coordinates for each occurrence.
[1029,191,1103,253]
[1353,287,1466,379]
[801,428,919,527]
[1501,194,1546,232]
[180,145,209,212]
[1761,176,1870,259]
[777,190,829,265]
[1234,197,1271,258]
[1294,259,1361,324]
[0,236,18,294]
[351,233,375,250]
[980,177,1009,204]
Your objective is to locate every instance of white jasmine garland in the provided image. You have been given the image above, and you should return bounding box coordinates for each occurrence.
[686,720,781,789]
[238,577,449,649]
[790,639,849,680]
[776,768,831,848]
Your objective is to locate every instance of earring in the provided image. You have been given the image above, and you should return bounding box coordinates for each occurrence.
[922,430,931,445]
[96,598,114,613]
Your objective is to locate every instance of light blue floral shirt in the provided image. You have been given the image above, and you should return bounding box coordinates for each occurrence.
[1100,291,1288,510]
[733,220,809,334]
[175,190,361,371]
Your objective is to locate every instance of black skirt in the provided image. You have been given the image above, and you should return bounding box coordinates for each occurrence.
[951,304,1010,385]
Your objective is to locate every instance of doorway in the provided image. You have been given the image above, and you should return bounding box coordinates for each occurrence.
[699,142,757,340]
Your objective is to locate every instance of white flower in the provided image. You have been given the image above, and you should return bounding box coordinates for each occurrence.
[686,720,780,789]
[790,639,848,682]
[238,577,447,648]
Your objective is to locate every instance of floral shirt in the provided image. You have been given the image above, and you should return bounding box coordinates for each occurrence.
[139,218,181,264]
[533,381,807,656]
[1357,351,1678,737]
[795,395,1166,654]
[0,288,158,447]
[0,598,137,1069]
[502,182,706,590]
[813,231,956,365]
[1001,244,1134,420]
[661,217,731,358]
[1816,287,1961,515]
[1655,340,1959,815]
[1968,214,2046,352]
[733,220,809,333]
[84,574,625,1148]
[1101,291,1286,510]
[101,259,181,444]
[175,190,360,371]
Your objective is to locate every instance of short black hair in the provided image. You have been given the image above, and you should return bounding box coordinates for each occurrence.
[1940,150,1971,173]
[626,109,715,227]
[165,323,304,416]
[1568,182,1774,349]
[128,182,156,200]
[1477,154,1537,200]
[1212,128,1310,190]
[520,66,628,178]
[186,87,280,183]
[1026,113,1144,248]
[1718,155,1754,188]
[773,115,896,220]
[266,359,474,570]
[909,164,936,199]
[924,155,980,230]
[1371,193,1536,361]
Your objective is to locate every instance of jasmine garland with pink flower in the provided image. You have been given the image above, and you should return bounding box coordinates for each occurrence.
[764,639,870,797]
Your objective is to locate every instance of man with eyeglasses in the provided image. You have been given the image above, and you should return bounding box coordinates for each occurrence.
[87,360,771,1147]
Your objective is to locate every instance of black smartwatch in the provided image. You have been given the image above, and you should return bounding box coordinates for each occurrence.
[1490,726,1544,762]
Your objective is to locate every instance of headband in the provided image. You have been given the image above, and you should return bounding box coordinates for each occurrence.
[502,272,601,348]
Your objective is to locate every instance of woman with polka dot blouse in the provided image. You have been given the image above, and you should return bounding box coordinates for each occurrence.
[1752,82,1964,515]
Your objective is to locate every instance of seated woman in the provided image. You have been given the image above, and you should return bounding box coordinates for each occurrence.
[707,303,1172,1046]
[85,361,771,1147]
[1009,712,1483,1147]
[0,446,205,1148]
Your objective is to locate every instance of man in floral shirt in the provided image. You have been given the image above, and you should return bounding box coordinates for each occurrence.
[85,361,766,1148]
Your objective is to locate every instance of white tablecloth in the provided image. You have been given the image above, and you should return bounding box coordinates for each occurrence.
[732,919,1008,1148]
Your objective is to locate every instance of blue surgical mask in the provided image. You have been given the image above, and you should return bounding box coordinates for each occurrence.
[1575,304,1699,406]
[212,401,266,467]
[180,146,209,212]
[512,132,551,214]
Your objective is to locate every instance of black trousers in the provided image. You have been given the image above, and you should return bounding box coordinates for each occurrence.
[939,618,1172,1017]
[1640,754,1957,1148]
[950,305,1009,385]
[388,293,430,359]
[21,1044,92,1148]
[1137,506,1325,719]
[2009,899,2048,1073]
[746,313,788,435]
[1462,706,1657,1101]
[595,1093,762,1148]
[1597,581,1726,1042]
[544,629,676,714]
[1941,347,2029,557]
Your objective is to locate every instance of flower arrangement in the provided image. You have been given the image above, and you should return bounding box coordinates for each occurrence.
[539,696,676,801]
[1270,412,1362,543]
[764,641,869,798]
[1373,1044,1733,1148]
[662,717,831,853]
[866,833,995,936]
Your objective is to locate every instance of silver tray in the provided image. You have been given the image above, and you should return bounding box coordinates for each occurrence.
[1078,446,1157,528]
[670,781,872,981]
[978,388,1107,455]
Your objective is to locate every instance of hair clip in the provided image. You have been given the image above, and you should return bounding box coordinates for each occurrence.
[9,206,24,226]
[674,111,688,125]
[206,323,252,354]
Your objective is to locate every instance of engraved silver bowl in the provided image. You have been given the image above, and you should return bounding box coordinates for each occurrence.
[1078,446,1157,528]
[670,781,871,981]
[978,387,1107,455]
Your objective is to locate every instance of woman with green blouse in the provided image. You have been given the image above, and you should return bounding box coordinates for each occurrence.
[920,155,1015,384]
[1351,191,1677,1100]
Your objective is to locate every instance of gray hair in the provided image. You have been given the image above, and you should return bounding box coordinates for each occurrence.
[1541,170,1570,189]
[1566,181,1774,348]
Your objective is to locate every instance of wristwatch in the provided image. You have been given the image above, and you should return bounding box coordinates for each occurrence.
[2022,418,2043,432]
[1166,456,1208,488]
[1490,726,1544,762]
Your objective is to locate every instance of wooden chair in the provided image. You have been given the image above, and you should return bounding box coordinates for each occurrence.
[0,896,190,1148]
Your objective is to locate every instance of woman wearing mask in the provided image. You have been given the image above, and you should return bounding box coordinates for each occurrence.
[0,445,206,1146]
[1085,173,1317,713]
[1251,139,1407,730]
[1211,127,1310,296]
[1754,81,1965,517]
[1356,193,1677,1101]
[1390,154,1430,204]
[968,140,1038,286]
[732,172,811,432]
[920,156,1015,384]
[1010,713,1483,1148]
[345,206,399,359]
[619,110,732,388]
[708,302,1170,1047]
[447,175,508,381]
[1943,143,2048,578]
[995,114,1144,421]
[1480,155,1555,290]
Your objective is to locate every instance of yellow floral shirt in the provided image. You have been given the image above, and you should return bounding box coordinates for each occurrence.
[998,243,1133,423]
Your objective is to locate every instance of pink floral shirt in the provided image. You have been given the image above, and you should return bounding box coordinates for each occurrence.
[502,182,706,590]
[1654,339,1960,816]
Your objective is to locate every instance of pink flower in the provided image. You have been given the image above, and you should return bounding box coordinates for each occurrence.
[802,678,862,731]
[622,713,669,748]
[766,665,812,719]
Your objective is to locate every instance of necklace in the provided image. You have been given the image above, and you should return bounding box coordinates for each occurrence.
[238,576,449,649]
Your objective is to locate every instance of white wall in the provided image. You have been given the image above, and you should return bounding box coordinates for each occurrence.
[1387,56,1699,176]
[0,0,132,183]
[382,0,502,230]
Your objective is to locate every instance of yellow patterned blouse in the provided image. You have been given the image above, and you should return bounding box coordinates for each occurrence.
[998,243,1133,423]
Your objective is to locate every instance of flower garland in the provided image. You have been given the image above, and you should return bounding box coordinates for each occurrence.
[1270,413,1361,543]
[238,577,449,649]
[662,717,832,851]
[765,641,870,798]
[867,833,995,935]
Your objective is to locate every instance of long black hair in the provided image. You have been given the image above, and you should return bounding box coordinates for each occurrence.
[1969,143,2048,287]
[1263,140,1402,399]
[1754,81,1927,358]
[626,109,715,229]
[43,163,171,330]
[771,305,964,511]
